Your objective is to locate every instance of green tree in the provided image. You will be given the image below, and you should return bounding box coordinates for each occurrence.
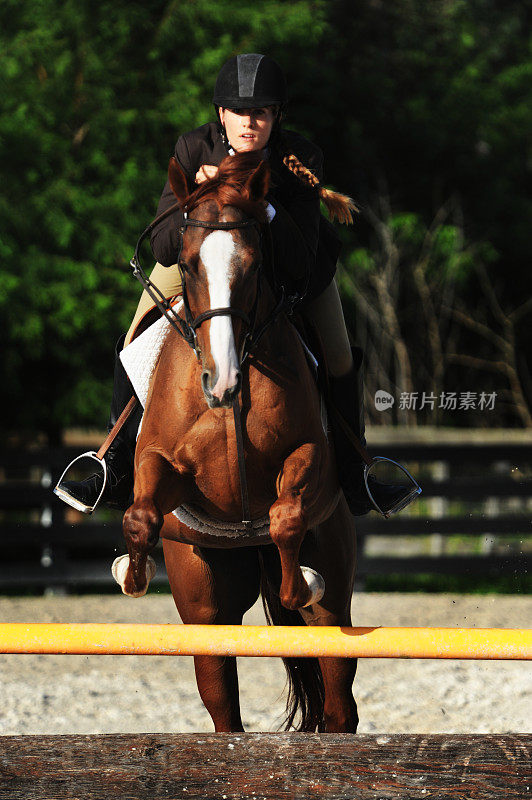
[0,0,329,441]
[2,0,530,437]
[316,0,532,425]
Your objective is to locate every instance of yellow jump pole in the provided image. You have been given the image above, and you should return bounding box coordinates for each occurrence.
[0,624,530,660]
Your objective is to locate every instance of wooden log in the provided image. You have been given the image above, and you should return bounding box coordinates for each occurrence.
[0,733,529,799]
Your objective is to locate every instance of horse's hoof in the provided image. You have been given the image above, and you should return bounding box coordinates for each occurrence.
[300,566,325,607]
[111,554,156,598]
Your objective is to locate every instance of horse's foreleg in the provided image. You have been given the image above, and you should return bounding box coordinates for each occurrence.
[117,451,183,597]
[269,495,311,610]
[119,498,163,597]
[269,444,326,611]
[163,535,262,732]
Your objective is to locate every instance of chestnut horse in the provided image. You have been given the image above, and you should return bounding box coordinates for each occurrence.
[115,152,358,732]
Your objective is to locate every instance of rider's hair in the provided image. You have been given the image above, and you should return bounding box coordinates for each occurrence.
[275,133,358,225]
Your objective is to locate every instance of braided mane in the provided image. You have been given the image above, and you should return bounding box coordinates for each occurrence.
[182,152,269,223]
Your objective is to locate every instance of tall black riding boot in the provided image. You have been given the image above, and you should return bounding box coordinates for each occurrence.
[329,347,417,516]
[54,335,143,513]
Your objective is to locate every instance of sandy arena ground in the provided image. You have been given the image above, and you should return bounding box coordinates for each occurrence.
[0,592,530,735]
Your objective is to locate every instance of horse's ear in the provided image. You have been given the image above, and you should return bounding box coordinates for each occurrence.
[244,160,270,202]
[168,156,189,204]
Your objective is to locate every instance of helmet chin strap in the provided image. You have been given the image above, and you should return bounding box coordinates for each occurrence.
[221,128,236,156]
[216,110,235,156]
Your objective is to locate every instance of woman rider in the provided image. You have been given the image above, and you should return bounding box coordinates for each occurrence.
[56,53,413,517]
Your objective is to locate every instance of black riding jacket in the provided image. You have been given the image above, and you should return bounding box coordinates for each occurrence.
[150,122,340,301]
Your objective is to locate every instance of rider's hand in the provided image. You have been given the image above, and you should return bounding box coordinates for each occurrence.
[195,164,218,184]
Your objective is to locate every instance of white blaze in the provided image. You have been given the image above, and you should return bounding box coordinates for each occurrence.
[199,230,240,400]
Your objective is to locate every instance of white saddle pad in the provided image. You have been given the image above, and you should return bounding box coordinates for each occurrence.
[120,310,178,408]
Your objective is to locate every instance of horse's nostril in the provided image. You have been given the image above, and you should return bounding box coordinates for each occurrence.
[223,374,242,405]
[202,371,211,393]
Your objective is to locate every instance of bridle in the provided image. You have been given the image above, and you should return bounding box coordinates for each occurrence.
[130,200,303,365]
[130,204,255,360]
[176,214,261,361]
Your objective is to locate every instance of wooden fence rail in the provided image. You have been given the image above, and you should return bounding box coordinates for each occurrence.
[0,436,530,590]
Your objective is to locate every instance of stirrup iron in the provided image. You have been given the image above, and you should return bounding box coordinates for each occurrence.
[364,456,422,518]
[53,452,108,514]
[53,396,138,514]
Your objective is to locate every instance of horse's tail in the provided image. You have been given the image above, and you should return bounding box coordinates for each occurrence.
[258,551,325,732]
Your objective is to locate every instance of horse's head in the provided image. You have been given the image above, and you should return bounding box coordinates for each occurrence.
[168,151,270,409]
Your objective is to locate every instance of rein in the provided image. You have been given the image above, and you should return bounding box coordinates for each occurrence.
[130,199,306,530]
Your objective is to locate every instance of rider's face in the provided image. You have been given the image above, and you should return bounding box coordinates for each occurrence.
[219,106,277,152]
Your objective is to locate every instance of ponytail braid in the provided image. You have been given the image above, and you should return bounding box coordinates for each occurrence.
[279,142,358,225]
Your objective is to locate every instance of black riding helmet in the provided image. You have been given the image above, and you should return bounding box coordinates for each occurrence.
[213,53,287,111]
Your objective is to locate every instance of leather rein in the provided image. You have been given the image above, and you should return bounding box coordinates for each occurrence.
[130,200,306,530]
